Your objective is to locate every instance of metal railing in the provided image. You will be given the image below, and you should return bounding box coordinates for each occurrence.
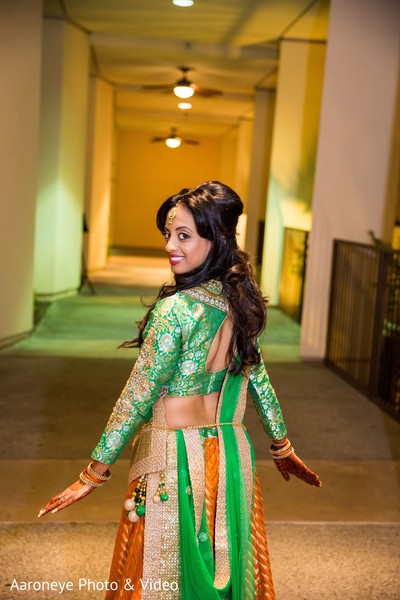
[326,240,400,421]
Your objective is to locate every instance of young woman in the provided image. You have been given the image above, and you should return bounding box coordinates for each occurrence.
[39,181,321,599]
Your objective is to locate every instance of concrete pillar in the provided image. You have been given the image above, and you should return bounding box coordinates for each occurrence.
[34,20,89,299]
[219,128,238,191]
[234,118,253,210]
[0,0,42,344]
[245,89,275,262]
[85,78,114,272]
[260,40,326,304]
[300,0,400,358]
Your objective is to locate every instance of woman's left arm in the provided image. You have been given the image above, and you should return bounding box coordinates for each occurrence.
[248,355,321,488]
[248,355,287,440]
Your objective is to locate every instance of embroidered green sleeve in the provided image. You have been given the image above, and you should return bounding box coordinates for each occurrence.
[248,349,287,440]
[91,297,181,464]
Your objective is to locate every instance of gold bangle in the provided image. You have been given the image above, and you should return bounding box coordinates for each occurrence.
[270,438,294,460]
[271,448,295,460]
[270,440,291,454]
[88,462,111,481]
[272,439,288,448]
[79,472,104,488]
[81,466,108,485]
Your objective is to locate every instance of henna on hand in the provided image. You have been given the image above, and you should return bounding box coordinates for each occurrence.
[38,480,95,517]
[274,452,322,487]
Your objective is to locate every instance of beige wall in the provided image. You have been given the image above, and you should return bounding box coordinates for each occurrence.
[111,129,234,250]
[261,40,326,303]
[301,0,400,358]
[34,20,89,297]
[0,0,42,343]
[85,78,114,272]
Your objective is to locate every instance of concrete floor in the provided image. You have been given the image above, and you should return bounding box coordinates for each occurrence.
[1,257,399,599]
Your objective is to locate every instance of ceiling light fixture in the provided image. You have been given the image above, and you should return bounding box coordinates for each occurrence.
[178,102,192,110]
[174,83,194,99]
[172,0,194,6]
[165,136,182,149]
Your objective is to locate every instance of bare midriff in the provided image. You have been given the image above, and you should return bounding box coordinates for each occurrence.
[163,392,220,428]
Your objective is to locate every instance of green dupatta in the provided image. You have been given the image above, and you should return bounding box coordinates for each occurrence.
[177,369,257,599]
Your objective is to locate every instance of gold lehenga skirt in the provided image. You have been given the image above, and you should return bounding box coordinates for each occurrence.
[105,434,275,600]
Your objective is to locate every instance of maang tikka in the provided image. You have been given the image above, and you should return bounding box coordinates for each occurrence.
[167,201,181,225]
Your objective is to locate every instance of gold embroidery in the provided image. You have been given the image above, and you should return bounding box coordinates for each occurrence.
[213,427,230,588]
[142,397,180,598]
[234,375,253,515]
[159,432,180,598]
[128,424,168,483]
[138,328,156,369]
[182,287,228,312]
[233,367,249,422]
[182,430,205,536]
[236,428,253,516]
[128,392,169,483]
[142,471,162,599]
[248,353,287,439]
[105,394,134,435]
[135,422,246,436]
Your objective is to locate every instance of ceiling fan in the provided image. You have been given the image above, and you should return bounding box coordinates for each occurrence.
[151,127,199,148]
[142,67,223,98]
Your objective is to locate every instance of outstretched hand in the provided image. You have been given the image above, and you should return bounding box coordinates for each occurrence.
[38,480,95,517]
[273,452,322,487]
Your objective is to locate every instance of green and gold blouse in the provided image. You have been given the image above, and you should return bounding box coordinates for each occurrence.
[91,280,287,464]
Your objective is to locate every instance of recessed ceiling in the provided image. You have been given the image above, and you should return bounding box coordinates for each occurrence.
[43,0,330,137]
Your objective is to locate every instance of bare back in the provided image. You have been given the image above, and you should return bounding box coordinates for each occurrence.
[163,317,233,427]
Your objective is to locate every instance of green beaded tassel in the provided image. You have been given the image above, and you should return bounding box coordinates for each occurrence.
[124,474,147,522]
[153,472,169,503]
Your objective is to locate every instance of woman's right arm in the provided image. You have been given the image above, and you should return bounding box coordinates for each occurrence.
[91,298,182,464]
[38,298,182,516]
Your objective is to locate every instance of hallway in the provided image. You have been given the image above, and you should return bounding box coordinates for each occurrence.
[0,258,399,599]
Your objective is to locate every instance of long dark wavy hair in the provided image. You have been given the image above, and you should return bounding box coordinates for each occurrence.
[122,181,267,374]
